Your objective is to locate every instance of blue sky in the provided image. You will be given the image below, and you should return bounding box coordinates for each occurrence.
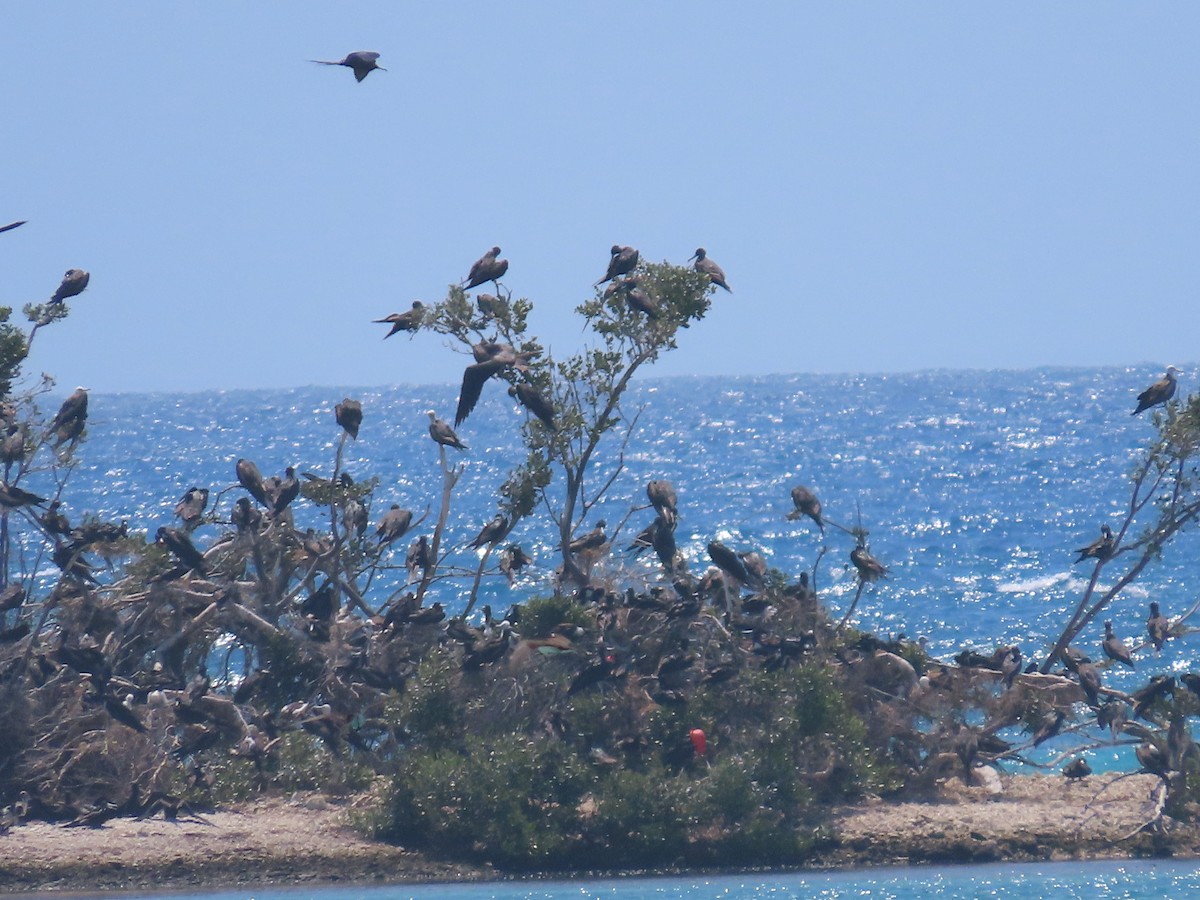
[3,3,1197,393]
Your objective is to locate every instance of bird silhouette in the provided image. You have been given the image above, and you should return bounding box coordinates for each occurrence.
[463,247,508,291]
[1074,524,1114,564]
[311,51,385,82]
[428,411,468,450]
[1132,367,1180,415]
[335,398,363,439]
[374,302,424,338]
[596,245,639,286]
[49,269,89,304]
[690,248,731,291]
[786,485,824,534]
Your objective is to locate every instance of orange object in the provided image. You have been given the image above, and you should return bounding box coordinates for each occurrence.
[689,728,707,757]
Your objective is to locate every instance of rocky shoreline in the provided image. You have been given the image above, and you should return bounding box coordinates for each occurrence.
[1,774,1196,895]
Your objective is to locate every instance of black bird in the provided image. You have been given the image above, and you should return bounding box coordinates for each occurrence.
[652,517,679,572]
[269,467,300,517]
[499,544,533,583]
[428,411,468,450]
[1063,757,1092,780]
[1031,710,1066,746]
[999,645,1022,689]
[596,245,639,285]
[609,277,658,319]
[469,514,509,550]
[373,302,424,338]
[174,486,208,528]
[627,519,661,555]
[1076,659,1103,707]
[335,399,363,439]
[0,221,24,235]
[50,387,88,446]
[509,383,556,430]
[850,544,888,582]
[463,247,508,290]
[231,496,262,533]
[376,504,413,545]
[311,50,385,82]
[707,540,760,590]
[1147,601,1171,651]
[406,535,432,582]
[1102,620,1135,669]
[569,520,608,557]
[689,248,731,292]
[1137,741,1171,777]
[236,458,268,506]
[0,482,46,509]
[786,485,824,534]
[49,268,90,304]
[647,480,678,528]
[0,424,24,465]
[156,526,207,575]
[1074,524,1114,564]
[1132,366,1180,416]
[1131,674,1175,719]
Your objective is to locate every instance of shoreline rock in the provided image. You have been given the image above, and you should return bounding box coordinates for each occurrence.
[1,775,1196,894]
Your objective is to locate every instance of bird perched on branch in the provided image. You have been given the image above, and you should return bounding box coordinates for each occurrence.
[1102,620,1135,669]
[156,526,207,575]
[509,383,555,430]
[647,480,678,529]
[689,248,730,292]
[1132,367,1180,416]
[49,269,90,304]
[469,514,510,550]
[236,458,268,506]
[707,540,761,590]
[787,485,824,534]
[373,302,424,338]
[174,487,208,529]
[463,247,508,291]
[596,245,639,285]
[335,398,362,439]
[0,482,46,509]
[850,544,888,582]
[311,50,385,82]
[428,411,468,450]
[50,388,88,447]
[1147,602,1171,652]
[1074,524,1114,564]
[376,504,413,545]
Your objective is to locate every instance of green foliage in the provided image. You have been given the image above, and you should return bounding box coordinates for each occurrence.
[397,651,465,748]
[0,307,28,400]
[518,594,593,639]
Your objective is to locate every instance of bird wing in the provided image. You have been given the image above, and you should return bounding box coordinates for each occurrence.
[456,359,505,427]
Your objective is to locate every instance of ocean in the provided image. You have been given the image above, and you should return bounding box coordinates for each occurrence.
[67,365,1198,670]
[25,365,1200,897]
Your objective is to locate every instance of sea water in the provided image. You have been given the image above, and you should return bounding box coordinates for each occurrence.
[63,365,1199,671]
[43,859,1200,899]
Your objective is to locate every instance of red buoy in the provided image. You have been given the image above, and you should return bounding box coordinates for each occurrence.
[689,728,707,757]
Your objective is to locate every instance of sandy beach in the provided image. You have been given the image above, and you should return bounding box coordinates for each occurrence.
[1,773,1194,895]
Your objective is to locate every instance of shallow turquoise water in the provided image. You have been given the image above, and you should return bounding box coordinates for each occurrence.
[67,859,1200,899]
